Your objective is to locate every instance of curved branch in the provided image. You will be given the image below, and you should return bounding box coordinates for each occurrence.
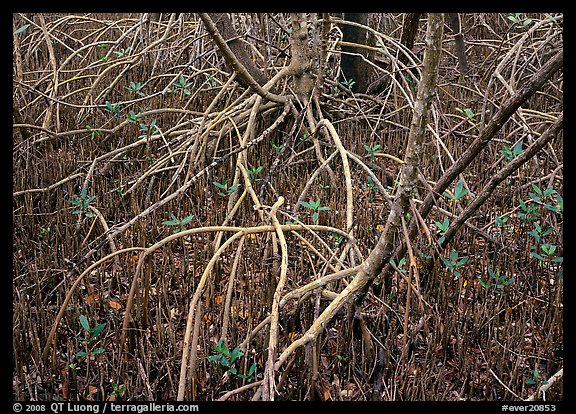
[199,13,287,104]
[440,113,563,247]
[274,12,445,373]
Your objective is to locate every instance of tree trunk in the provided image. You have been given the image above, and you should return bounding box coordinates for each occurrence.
[339,13,371,93]
[203,13,269,87]
[274,13,445,371]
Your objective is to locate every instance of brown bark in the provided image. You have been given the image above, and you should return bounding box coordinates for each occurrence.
[339,13,371,93]
[381,48,563,284]
[204,13,269,88]
[440,113,563,247]
[400,13,422,61]
[446,13,468,74]
[274,13,445,371]
[199,13,286,104]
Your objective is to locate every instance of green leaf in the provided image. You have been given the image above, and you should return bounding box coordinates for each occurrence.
[541,244,557,256]
[398,257,406,268]
[525,379,537,385]
[162,218,180,226]
[441,257,454,269]
[91,348,106,355]
[454,180,468,199]
[556,194,563,212]
[478,279,493,289]
[312,212,319,223]
[519,199,527,211]
[230,347,244,362]
[92,323,106,338]
[436,218,449,233]
[456,256,469,266]
[220,357,230,367]
[14,24,30,35]
[551,257,563,263]
[450,249,458,262]
[229,367,237,375]
[528,192,541,202]
[542,186,556,198]
[248,363,257,376]
[73,335,89,342]
[299,200,312,209]
[207,355,221,362]
[531,184,543,196]
[530,252,544,261]
[180,214,195,226]
[317,206,331,211]
[79,315,90,332]
[512,141,523,155]
[533,222,542,233]
[213,340,226,353]
[213,181,227,190]
[75,351,88,358]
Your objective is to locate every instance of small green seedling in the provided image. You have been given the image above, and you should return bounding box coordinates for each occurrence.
[455,107,479,125]
[113,47,131,57]
[39,226,52,241]
[525,369,548,386]
[390,257,407,274]
[74,315,106,358]
[208,340,257,381]
[104,101,122,118]
[270,140,286,154]
[500,141,523,161]
[126,109,143,123]
[508,13,533,29]
[110,382,126,398]
[332,232,344,247]
[365,176,378,202]
[170,75,193,95]
[529,184,562,214]
[517,199,539,223]
[479,268,514,295]
[316,177,330,189]
[435,217,450,235]
[126,81,145,97]
[162,213,195,233]
[300,198,330,224]
[139,119,159,139]
[443,179,468,202]
[363,143,381,163]
[247,165,263,181]
[86,125,103,140]
[71,187,96,218]
[435,217,450,246]
[341,78,356,90]
[441,248,469,278]
[204,73,219,88]
[285,214,300,225]
[213,179,240,197]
